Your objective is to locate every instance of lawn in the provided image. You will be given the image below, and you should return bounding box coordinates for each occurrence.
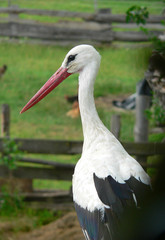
[0,0,164,24]
[0,43,151,141]
[0,0,164,14]
[0,41,152,190]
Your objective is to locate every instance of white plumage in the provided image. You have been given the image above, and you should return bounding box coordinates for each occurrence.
[21,44,151,240]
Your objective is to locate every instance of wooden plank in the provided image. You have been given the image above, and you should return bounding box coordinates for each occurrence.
[122,142,165,156]
[19,158,161,169]
[0,189,72,203]
[0,138,82,154]
[134,94,151,164]
[113,23,165,30]
[12,190,72,203]
[0,157,161,182]
[28,202,74,211]
[24,193,72,203]
[114,30,162,42]
[134,94,150,141]
[8,5,19,21]
[1,104,10,137]
[0,21,162,43]
[0,22,113,42]
[0,138,165,156]
[0,37,106,46]
[0,165,74,180]
[0,7,164,24]
[113,31,162,42]
[0,190,74,210]
[93,13,126,23]
[17,156,163,169]
[92,13,165,24]
[0,15,163,44]
[0,7,92,19]
[18,157,75,168]
[110,114,121,139]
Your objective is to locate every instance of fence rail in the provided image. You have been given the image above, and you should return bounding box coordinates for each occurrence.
[0,136,165,183]
[0,138,83,154]
[0,139,164,181]
[0,102,165,209]
[0,164,74,181]
[0,6,164,44]
[0,7,164,23]
[0,138,165,156]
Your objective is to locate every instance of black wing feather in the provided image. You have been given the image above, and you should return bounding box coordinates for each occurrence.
[74,174,151,240]
[125,176,151,207]
[93,174,135,215]
[74,202,110,240]
[93,174,151,240]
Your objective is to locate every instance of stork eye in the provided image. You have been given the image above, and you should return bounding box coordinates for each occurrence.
[67,54,77,65]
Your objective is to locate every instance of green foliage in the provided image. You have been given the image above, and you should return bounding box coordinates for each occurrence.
[0,139,22,169]
[0,140,25,217]
[0,185,62,225]
[126,5,165,54]
[0,186,25,217]
[149,132,165,142]
[151,36,165,53]
[31,209,62,227]
[146,95,165,127]
[126,5,149,25]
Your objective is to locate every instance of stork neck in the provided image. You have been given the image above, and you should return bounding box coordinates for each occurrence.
[78,62,105,151]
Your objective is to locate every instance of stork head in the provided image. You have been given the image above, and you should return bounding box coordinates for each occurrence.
[62,45,100,73]
[20,44,100,114]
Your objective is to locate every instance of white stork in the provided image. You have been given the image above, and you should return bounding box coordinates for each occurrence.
[21,45,151,240]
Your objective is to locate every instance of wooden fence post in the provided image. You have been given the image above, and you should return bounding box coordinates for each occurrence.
[97,8,111,15]
[0,104,33,193]
[111,114,121,139]
[1,104,10,137]
[9,5,19,21]
[93,0,98,12]
[134,80,151,165]
[134,95,150,143]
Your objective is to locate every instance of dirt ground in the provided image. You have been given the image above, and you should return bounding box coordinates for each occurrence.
[95,94,130,110]
[0,211,84,240]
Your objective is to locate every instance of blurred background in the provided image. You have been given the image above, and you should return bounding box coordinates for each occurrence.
[0,0,164,240]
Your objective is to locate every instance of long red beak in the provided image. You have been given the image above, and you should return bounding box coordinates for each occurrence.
[20,67,71,114]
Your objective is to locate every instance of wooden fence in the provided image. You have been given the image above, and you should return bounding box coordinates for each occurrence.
[0,104,165,210]
[0,6,164,44]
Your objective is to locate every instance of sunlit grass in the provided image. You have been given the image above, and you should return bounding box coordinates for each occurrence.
[0,43,151,139]
[0,0,163,14]
[0,41,152,192]
[0,43,151,142]
[33,179,72,190]
[0,0,163,25]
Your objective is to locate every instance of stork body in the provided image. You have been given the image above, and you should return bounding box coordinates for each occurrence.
[21,45,151,240]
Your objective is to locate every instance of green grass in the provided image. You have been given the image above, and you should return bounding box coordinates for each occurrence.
[0,0,164,24]
[0,202,62,233]
[0,43,151,141]
[0,0,163,14]
[0,42,152,190]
